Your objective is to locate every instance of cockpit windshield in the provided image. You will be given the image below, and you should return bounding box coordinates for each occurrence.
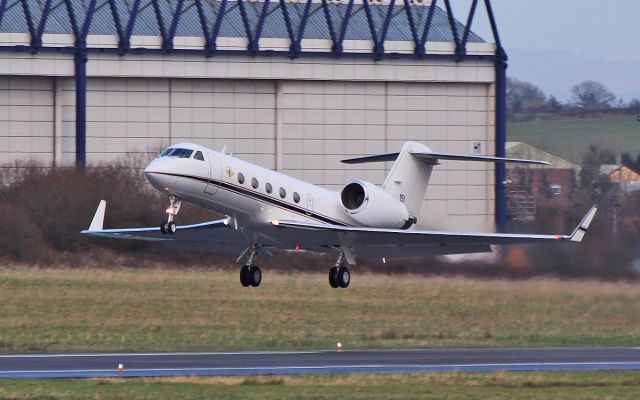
[159,148,194,158]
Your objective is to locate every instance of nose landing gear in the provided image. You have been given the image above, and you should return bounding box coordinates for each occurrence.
[329,252,350,289]
[160,195,181,235]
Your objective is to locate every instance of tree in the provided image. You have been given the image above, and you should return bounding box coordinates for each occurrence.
[579,145,614,189]
[538,172,552,199]
[506,77,547,113]
[622,152,640,174]
[570,81,616,109]
[547,95,562,113]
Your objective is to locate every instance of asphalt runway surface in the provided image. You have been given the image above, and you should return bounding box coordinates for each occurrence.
[2,347,640,378]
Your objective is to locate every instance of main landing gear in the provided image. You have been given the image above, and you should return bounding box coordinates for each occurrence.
[239,244,262,288]
[160,195,181,235]
[328,252,350,289]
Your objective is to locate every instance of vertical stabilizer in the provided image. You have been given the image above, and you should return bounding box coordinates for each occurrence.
[382,142,434,223]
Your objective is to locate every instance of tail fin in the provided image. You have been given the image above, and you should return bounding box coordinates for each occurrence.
[342,141,549,224]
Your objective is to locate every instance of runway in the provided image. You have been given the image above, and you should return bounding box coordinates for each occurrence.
[1,347,640,378]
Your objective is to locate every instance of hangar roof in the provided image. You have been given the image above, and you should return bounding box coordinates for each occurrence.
[0,0,483,42]
[0,0,498,60]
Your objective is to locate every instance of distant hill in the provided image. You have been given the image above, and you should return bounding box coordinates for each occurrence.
[507,116,640,164]
[507,49,640,103]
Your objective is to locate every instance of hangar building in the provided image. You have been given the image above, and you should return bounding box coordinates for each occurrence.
[0,0,507,231]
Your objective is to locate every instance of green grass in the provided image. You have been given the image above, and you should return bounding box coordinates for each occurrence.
[1,267,640,353]
[508,115,640,163]
[2,371,640,399]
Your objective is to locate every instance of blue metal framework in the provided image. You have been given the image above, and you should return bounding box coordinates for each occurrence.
[0,0,507,228]
[0,0,491,58]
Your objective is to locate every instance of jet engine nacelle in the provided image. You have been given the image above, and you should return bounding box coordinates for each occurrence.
[340,180,415,229]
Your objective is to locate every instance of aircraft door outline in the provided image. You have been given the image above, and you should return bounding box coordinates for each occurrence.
[205,154,222,195]
[306,193,313,216]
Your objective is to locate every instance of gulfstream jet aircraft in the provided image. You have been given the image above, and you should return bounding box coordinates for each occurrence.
[82,141,597,289]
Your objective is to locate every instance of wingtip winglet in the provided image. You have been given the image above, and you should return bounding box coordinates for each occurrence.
[569,205,598,242]
[87,200,107,231]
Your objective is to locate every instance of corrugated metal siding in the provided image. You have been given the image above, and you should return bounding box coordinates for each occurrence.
[0,0,484,43]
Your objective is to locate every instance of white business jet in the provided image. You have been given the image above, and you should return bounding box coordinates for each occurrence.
[82,141,597,289]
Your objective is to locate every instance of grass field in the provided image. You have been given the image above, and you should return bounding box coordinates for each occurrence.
[2,267,640,399]
[1,267,639,353]
[2,371,640,399]
[508,115,640,163]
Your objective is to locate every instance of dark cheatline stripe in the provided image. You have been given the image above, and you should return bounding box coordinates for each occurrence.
[155,172,350,227]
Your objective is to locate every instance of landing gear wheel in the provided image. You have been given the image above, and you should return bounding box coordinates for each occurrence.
[160,222,167,234]
[167,221,176,234]
[249,265,262,287]
[328,266,339,288]
[240,265,250,287]
[337,266,350,288]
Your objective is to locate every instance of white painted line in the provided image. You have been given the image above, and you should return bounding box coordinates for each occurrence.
[0,350,322,359]
[3,361,640,376]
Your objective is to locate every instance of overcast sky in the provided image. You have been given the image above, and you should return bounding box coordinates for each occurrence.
[450,0,640,100]
[461,0,639,62]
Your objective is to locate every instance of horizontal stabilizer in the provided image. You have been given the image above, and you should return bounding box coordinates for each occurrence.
[411,151,550,165]
[341,152,400,164]
[342,151,550,165]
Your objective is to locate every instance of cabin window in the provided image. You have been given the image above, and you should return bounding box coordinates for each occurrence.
[193,151,205,161]
[238,173,245,184]
[293,192,301,203]
[265,182,273,194]
[251,177,259,189]
[279,187,286,199]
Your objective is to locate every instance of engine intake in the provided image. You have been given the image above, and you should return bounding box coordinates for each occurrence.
[339,180,414,229]
[341,182,367,211]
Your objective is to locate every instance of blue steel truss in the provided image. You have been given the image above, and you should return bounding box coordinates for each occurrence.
[0,0,501,60]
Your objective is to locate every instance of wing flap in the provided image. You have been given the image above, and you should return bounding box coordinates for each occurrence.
[272,206,597,260]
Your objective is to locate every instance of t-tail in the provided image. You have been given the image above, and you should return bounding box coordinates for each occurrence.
[341,141,550,224]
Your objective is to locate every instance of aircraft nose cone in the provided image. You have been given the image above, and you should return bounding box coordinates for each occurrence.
[144,159,175,191]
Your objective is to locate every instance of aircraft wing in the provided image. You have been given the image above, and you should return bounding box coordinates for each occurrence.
[271,206,598,261]
[81,200,249,255]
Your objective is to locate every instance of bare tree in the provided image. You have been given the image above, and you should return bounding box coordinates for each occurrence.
[506,77,547,113]
[570,81,616,109]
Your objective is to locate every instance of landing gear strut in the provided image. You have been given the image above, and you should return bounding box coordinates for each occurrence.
[329,252,350,289]
[160,195,181,235]
[239,244,262,288]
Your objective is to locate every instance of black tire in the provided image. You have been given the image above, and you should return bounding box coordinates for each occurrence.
[168,221,176,234]
[160,222,167,234]
[240,265,250,287]
[328,266,339,288]
[249,265,262,287]
[337,266,350,288]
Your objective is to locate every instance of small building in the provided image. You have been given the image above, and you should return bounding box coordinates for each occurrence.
[505,142,579,221]
[601,165,640,192]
